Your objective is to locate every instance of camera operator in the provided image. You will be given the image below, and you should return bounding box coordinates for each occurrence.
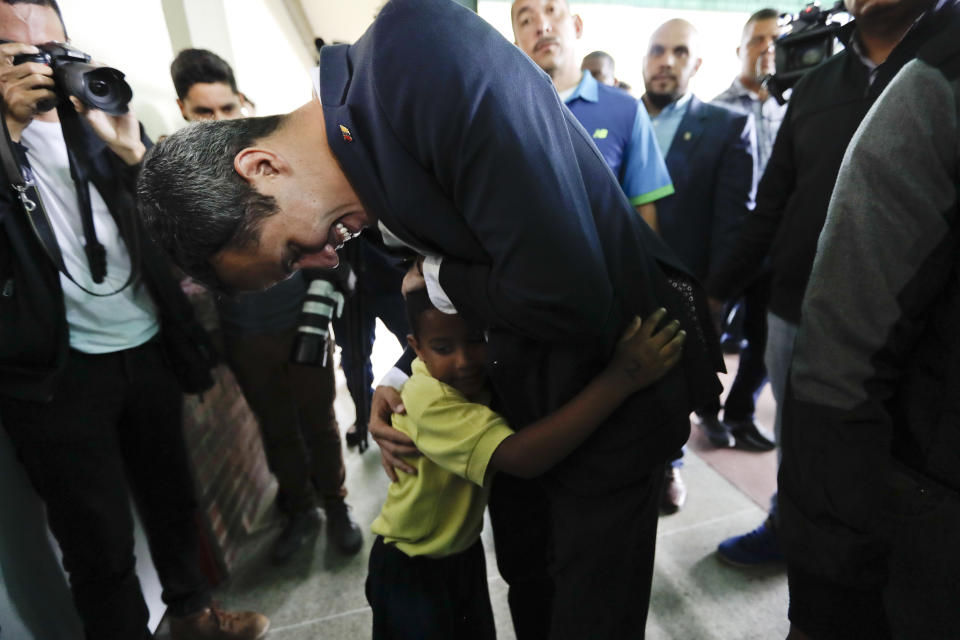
[0,2,268,639]
[706,0,960,568]
[170,48,363,564]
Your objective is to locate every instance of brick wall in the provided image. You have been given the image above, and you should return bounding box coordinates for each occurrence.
[181,284,276,582]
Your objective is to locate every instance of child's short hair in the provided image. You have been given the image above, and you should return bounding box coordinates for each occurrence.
[405,288,437,339]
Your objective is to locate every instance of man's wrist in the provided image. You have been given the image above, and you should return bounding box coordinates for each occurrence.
[422,255,457,314]
[378,366,409,391]
[111,140,146,166]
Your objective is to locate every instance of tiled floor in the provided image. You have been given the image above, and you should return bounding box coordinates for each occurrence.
[166,326,790,639]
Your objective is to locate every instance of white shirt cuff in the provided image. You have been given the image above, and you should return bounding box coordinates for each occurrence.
[422,256,457,314]
[378,366,409,391]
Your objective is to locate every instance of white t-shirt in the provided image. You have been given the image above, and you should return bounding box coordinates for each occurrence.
[20,119,159,353]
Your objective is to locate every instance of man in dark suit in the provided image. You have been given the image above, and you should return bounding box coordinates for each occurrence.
[640,18,764,513]
[137,1,723,637]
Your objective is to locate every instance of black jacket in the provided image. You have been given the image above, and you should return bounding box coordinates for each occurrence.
[320,0,723,492]
[0,119,215,402]
[656,95,754,283]
[707,9,957,323]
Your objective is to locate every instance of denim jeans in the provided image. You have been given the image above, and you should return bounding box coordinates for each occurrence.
[764,311,798,520]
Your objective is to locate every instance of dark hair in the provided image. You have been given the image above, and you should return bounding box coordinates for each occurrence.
[136,115,285,290]
[746,8,779,29]
[1,0,67,37]
[748,8,779,22]
[405,287,437,339]
[583,50,614,66]
[170,48,238,100]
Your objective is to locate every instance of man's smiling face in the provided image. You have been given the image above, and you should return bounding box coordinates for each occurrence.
[210,148,371,292]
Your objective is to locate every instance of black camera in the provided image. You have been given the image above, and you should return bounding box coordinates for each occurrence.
[12,42,132,115]
[763,2,851,104]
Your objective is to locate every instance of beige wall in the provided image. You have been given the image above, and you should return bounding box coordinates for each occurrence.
[57,0,322,140]
[300,0,382,44]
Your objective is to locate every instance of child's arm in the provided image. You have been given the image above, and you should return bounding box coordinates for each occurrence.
[489,309,684,478]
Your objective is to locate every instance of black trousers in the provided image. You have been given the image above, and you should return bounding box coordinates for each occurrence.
[0,341,210,640]
[722,276,770,422]
[489,466,666,640]
[366,537,496,640]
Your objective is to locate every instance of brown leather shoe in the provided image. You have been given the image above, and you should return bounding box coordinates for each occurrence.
[659,466,687,515]
[169,603,270,640]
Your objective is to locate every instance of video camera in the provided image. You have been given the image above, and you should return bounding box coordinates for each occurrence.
[763,2,851,105]
[11,42,132,115]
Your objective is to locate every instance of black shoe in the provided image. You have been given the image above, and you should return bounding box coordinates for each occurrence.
[697,413,734,448]
[271,508,321,565]
[325,499,363,555]
[727,420,776,452]
[345,423,361,448]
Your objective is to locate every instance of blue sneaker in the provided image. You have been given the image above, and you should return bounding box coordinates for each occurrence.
[717,520,784,566]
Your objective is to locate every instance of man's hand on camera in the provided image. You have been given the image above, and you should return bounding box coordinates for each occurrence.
[0,42,55,141]
[370,384,421,482]
[69,96,145,166]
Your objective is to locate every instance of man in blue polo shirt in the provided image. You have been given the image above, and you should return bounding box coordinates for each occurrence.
[511,0,673,229]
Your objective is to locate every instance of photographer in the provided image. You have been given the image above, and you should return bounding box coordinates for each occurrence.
[706,0,960,567]
[0,2,267,639]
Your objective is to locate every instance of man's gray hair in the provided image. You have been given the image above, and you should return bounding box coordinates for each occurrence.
[137,115,284,290]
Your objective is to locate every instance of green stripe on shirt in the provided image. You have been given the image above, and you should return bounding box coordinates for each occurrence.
[630,183,675,206]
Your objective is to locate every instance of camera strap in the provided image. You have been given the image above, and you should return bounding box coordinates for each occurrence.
[0,104,138,297]
[56,101,107,283]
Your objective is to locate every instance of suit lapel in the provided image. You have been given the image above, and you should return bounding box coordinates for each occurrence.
[666,96,706,169]
[319,44,428,255]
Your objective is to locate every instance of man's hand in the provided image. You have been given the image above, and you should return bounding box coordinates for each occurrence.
[608,309,685,391]
[369,385,421,481]
[401,257,426,297]
[0,42,55,141]
[69,96,145,165]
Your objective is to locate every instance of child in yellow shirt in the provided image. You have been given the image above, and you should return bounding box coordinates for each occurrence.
[367,289,684,639]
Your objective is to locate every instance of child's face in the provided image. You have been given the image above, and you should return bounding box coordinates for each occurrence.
[408,310,487,400]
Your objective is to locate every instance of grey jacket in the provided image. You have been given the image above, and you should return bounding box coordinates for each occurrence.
[779,14,960,624]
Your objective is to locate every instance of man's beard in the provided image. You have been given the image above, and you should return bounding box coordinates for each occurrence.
[645,91,676,110]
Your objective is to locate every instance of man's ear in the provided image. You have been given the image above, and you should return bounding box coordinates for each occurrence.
[573,14,583,39]
[692,57,703,77]
[177,98,188,122]
[234,148,285,186]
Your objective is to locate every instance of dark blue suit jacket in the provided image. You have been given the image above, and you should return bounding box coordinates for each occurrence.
[317,0,721,489]
[655,97,754,282]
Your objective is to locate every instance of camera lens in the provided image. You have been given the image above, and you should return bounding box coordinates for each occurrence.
[88,79,110,97]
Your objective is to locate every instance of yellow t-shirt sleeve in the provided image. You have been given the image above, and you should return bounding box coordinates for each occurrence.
[403,371,514,487]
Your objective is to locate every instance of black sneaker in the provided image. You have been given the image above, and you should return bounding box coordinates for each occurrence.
[271,508,321,565]
[325,499,363,555]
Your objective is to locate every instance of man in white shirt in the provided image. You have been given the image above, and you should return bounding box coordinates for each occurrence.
[0,2,268,638]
